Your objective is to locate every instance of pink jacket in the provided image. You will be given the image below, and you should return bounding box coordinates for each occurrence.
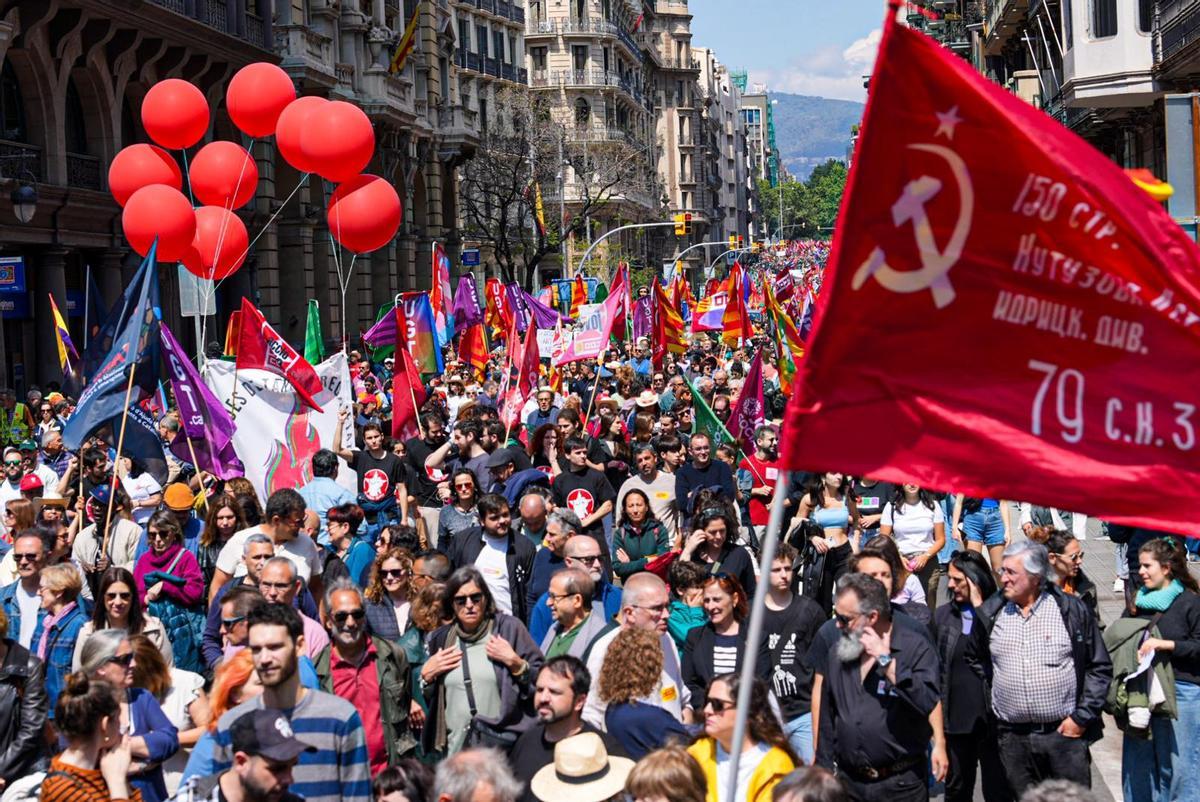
[134,543,205,607]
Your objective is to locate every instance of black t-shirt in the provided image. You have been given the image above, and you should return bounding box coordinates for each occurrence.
[405,436,448,507]
[510,723,625,802]
[350,449,405,507]
[552,466,615,539]
[852,480,893,532]
[554,435,608,474]
[761,595,826,719]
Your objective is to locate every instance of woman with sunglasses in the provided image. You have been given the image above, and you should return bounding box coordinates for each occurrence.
[73,567,172,671]
[686,673,798,802]
[1027,526,1098,620]
[35,402,62,440]
[419,566,543,757]
[133,511,205,672]
[364,546,416,640]
[79,629,179,802]
[681,574,762,716]
[0,499,37,583]
[196,495,246,591]
[323,503,374,588]
[437,468,481,549]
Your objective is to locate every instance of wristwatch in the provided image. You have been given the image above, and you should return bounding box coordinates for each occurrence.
[876,653,894,669]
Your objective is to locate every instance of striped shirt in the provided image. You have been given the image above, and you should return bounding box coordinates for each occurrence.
[211,689,371,802]
[40,755,145,802]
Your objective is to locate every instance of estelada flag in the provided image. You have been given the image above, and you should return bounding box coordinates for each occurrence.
[391,304,428,442]
[782,3,1200,533]
[236,298,325,411]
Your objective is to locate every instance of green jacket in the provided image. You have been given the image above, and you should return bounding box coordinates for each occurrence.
[1103,617,1177,730]
[315,635,417,762]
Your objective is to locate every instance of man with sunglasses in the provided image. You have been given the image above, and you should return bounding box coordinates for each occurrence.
[528,535,624,645]
[315,579,415,774]
[0,531,49,649]
[0,447,23,541]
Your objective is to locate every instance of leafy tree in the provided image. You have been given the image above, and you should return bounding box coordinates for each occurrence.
[756,158,848,240]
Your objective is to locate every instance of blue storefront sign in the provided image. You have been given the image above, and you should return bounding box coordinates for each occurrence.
[462,248,481,267]
[0,257,26,294]
[0,292,31,319]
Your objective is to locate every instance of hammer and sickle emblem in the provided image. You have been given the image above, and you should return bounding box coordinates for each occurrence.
[851,143,974,309]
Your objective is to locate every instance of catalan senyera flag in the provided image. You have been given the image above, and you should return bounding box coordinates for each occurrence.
[569,274,587,318]
[652,278,686,370]
[721,263,752,346]
[534,183,547,237]
[765,281,804,361]
[777,340,797,396]
[223,310,243,357]
[458,321,489,381]
[388,1,421,75]
[50,294,79,381]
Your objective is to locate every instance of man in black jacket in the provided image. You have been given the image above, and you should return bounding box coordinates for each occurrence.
[976,541,1112,796]
[445,493,536,624]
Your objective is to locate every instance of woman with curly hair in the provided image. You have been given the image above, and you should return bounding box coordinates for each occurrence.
[400,580,446,763]
[625,745,707,802]
[687,672,798,802]
[599,626,690,759]
[364,547,415,640]
[195,495,245,591]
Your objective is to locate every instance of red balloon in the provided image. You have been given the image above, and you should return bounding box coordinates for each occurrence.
[275,96,328,174]
[108,144,182,207]
[122,185,197,261]
[327,174,401,253]
[227,62,296,138]
[142,79,210,150]
[300,101,375,183]
[189,206,249,280]
[190,141,258,209]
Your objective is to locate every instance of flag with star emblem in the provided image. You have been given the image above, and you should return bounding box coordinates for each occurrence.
[782,2,1200,534]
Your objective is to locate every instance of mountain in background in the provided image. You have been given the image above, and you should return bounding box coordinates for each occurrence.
[770,92,865,179]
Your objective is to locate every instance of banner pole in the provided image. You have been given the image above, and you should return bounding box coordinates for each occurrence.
[101,367,138,559]
[726,469,789,802]
[184,435,211,512]
[581,347,606,427]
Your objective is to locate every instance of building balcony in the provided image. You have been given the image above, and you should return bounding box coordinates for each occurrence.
[659,55,699,72]
[467,52,482,71]
[484,56,501,77]
[571,123,637,143]
[0,140,43,182]
[276,24,337,87]
[502,63,517,82]
[1060,2,1157,107]
[1161,0,1200,66]
[66,153,102,191]
[526,17,557,35]
[145,0,272,49]
[438,103,480,153]
[983,0,1029,56]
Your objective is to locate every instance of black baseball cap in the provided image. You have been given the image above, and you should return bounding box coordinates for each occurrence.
[486,446,518,470]
[230,709,317,761]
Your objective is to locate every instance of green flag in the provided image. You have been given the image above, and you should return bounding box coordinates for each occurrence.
[683,375,735,448]
[304,300,325,364]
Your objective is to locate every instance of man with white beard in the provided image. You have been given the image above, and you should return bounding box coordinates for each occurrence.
[815,574,941,802]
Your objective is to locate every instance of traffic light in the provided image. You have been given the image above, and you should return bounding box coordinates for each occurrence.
[673,213,687,236]
[737,234,745,249]
[728,234,737,250]
[752,241,763,254]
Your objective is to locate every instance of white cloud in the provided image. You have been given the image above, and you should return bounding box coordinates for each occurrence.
[748,28,881,102]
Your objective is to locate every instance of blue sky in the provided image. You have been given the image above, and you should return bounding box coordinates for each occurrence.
[687,0,889,102]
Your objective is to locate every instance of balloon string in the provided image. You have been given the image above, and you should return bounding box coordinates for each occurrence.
[215,171,311,295]
[180,148,196,206]
[209,136,258,287]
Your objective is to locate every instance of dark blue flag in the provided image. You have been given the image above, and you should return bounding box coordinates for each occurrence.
[63,246,167,485]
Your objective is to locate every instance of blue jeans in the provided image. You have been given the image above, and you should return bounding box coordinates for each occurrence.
[784,713,813,765]
[963,506,1005,546]
[1122,680,1200,802]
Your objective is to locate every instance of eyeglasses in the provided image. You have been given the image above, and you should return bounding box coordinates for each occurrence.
[705,697,735,713]
[13,552,40,563]
[105,591,132,601]
[381,568,410,580]
[106,652,135,668]
[147,530,170,541]
[4,509,15,517]
[1063,551,1085,562]
[221,615,247,628]
[547,592,580,603]
[332,608,365,624]
[454,482,475,490]
[631,602,669,614]
[569,554,603,565]
[834,611,861,628]
[453,592,485,608]
[3,460,20,466]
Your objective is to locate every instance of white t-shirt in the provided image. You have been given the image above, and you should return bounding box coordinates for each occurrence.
[882,500,944,554]
[15,582,39,649]
[715,741,770,802]
[475,533,512,614]
[214,525,322,582]
[123,472,164,525]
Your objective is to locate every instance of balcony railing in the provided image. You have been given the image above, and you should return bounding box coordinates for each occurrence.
[572,124,636,143]
[0,140,42,182]
[501,63,517,82]
[145,0,268,48]
[530,68,551,86]
[498,0,512,19]
[484,56,500,77]
[526,17,557,34]
[467,52,482,71]
[477,0,496,14]
[518,67,528,83]
[659,55,699,71]
[1162,0,1200,63]
[66,153,102,190]
[455,49,466,68]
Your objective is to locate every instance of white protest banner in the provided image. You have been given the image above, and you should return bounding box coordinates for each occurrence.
[536,328,556,358]
[203,351,356,501]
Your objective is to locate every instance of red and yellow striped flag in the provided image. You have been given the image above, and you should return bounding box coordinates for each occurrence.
[652,278,686,369]
[389,2,421,75]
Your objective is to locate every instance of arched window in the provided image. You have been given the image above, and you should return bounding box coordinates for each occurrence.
[65,79,88,154]
[0,61,27,143]
[574,97,590,127]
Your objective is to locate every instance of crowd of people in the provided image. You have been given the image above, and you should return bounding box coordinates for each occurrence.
[0,330,1196,802]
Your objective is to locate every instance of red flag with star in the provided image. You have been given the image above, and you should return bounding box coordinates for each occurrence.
[781,3,1200,534]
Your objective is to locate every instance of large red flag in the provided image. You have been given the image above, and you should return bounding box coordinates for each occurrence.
[500,322,540,430]
[391,304,428,442]
[652,278,686,369]
[235,298,325,411]
[782,6,1200,534]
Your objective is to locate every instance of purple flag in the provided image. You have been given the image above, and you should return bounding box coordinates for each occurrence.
[361,311,395,348]
[633,296,653,341]
[729,351,765,455]
[452,277,483,331]
[505,283,532,332]
[522,288,570,329]
[160,323,244,479]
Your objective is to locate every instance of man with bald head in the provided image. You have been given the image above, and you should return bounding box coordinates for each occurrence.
[581,572,691,729]
[516,492,549,547]
[528,533,623,643]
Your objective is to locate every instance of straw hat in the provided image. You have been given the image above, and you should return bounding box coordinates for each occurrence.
[530,733,634,802]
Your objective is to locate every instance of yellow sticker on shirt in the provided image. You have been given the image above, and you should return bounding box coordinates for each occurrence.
[661,684,677,702]
[655,492,671,499]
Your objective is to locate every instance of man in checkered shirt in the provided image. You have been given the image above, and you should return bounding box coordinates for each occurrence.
[976,541,1112,796]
